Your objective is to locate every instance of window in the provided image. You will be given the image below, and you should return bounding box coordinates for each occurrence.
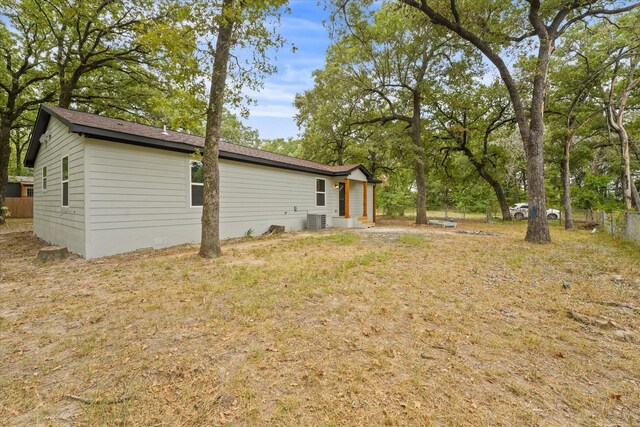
[26,187,34,197]
[61,156,69,207]
[316,178,326,207]
[190,161,204,207]
[42,166,47,190]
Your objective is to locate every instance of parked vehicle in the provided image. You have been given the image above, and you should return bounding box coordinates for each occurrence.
[509,203,560,220]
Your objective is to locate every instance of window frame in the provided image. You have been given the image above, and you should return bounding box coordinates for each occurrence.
[315,178,326,207]
[42,166,47,191]
[26,187,34,197]
[61,156,69,207]
[189,160,204,208]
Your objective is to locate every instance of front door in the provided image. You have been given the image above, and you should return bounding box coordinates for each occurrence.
[339,182,345,216]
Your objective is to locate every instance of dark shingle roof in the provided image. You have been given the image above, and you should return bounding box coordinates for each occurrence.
[8,176,34,184]
[26,105,374,180]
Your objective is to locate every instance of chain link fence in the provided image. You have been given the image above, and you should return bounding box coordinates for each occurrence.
[594,211,640,245]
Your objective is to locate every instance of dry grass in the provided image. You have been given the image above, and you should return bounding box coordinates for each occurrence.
[0,218,639,426]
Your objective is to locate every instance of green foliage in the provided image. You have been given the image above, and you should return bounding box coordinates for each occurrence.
[221,111,261,147]
[377,170,416,211]
[572,172,622,212]
[450,184,497,212]
[257,138,302,156]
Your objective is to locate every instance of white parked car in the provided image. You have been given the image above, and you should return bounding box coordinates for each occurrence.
[509,203,560,220]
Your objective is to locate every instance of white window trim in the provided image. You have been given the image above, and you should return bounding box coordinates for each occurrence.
[42,166,47,191]
[190,160,204,208]
[61,156,69,207]
[315,178,326,208]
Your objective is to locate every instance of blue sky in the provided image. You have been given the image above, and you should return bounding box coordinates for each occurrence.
[240,1,331,140]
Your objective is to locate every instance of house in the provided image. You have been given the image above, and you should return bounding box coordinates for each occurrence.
[24,105,379,258]
[5,176,34,218]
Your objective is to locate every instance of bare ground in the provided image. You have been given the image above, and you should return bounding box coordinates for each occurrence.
[0,218,639,426]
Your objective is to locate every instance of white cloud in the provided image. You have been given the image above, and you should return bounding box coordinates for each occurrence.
[249,104,298,118]
[246,85,299,103]
[281,17,326,32]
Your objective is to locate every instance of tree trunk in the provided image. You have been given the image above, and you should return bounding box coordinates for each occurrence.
[618,126,634,211]
[414,156,427,224]
[562,131,573,229]
[15,147,22,176]
[0,123,11,225]
[486,175,511,220]
[524,141,551,243]
[199,0,236,258]
[13,139,24,176]
[58,64,84,109]
[0,116,11,224]
[523,39,552,243]
[58,85,73,109]
[463,150,511,220]
[412,91,427,224]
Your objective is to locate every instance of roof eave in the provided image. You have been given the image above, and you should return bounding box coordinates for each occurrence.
[77,126,198,154]
[24,105,381,181]
[24,106,51,168]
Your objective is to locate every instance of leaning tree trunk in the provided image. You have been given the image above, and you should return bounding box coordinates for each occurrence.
[412,90,428,225]
[562,131,573,229]
[456,110,512,220]
[486,175,511,221]
[199,0,236,258]
[465,154,511,220]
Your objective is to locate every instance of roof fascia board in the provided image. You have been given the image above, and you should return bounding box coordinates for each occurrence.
[24,107,51,167]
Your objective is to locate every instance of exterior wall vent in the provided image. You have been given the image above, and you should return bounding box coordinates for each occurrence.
[307,214,327,230]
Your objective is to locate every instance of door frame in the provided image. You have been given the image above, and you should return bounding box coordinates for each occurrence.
[338,182,345,216]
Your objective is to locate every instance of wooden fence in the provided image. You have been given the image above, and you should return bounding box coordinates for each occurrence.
[4,197,33,218]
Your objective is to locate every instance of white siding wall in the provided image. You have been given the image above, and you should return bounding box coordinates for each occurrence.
[84,139,199,258]
[349,180,364,218]
[84,139,340,258]
[348,169,368,181]
[218,161,339,237]
[33,117,86,256]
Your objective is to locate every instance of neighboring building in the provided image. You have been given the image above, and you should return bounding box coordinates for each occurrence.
[7,176,34,198]
[24,105,379,258]
[5,176,34,218]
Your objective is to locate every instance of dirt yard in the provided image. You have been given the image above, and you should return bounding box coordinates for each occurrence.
[1,218,639,426]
